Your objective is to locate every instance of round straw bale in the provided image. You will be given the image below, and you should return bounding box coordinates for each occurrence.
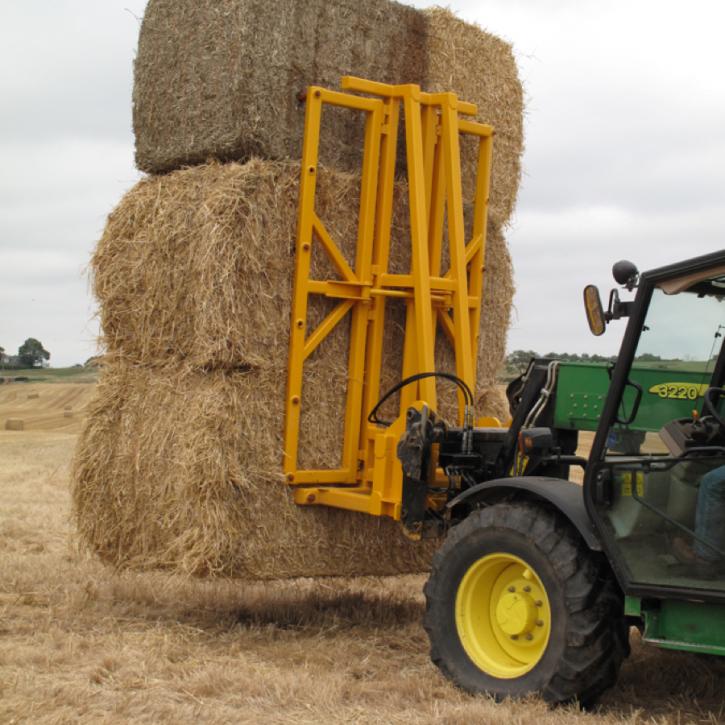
[5,418,24,431]
[27,392,40,399]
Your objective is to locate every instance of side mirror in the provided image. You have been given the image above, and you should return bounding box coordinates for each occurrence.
[583,285,606,336]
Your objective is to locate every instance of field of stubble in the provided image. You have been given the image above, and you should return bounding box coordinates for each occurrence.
[2,383,725,724]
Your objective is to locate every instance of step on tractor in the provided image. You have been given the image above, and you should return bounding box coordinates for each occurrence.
[284,76,725,705]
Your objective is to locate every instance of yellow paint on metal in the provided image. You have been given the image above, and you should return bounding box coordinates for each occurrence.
[283,76,494,520]
[455,553,551,679]
[477,416,503,428]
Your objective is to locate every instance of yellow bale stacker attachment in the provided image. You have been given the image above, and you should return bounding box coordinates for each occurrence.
[284,76,493,527]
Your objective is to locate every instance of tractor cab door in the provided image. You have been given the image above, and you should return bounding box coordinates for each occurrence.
[586,256,725,599]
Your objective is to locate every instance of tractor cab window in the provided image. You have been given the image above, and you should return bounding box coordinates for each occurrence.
[606,285,724,457]
[597,273,725,594]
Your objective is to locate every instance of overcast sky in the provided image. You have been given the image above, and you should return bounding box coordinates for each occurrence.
[1,1,723,366]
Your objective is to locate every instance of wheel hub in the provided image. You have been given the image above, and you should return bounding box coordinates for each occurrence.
[495,591,537,636]
[455,553,552,679]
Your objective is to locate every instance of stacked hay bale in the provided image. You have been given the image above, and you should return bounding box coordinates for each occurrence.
[133,1,522,226]
[72,1,523,578]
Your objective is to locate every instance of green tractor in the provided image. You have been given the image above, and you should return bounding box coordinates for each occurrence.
[421,251,725,704]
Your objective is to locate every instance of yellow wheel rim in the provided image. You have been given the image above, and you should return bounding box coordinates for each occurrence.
[455,552,552,679]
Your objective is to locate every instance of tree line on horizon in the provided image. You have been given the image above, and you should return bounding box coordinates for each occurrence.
[504,349,668,376]
[0,338,50,369]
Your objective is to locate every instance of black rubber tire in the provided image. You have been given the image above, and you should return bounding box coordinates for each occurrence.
[423,502,628,707]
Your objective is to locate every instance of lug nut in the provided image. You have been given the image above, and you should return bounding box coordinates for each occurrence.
[523,585,531,593]
[534,600,543,607]
[525,633,533,641]
[510,634,518,640]
[507,586,515,592]
[536,620,544,627]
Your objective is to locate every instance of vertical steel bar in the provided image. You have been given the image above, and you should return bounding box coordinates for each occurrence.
[439,94,474,423]
[360,97,401,468]
[421,104,438,215]
[427,115,446,354]
[399,300,419,415]
[467,133,493,362]
[340,102,384,471]
[284,89,324,478]
[402,86,437,408]
[427,120,446,279]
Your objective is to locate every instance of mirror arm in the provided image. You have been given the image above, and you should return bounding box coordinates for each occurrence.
[605,289,633,322]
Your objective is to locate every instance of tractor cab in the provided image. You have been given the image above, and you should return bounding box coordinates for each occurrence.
[584,252,725,600]
[285,78,725,703]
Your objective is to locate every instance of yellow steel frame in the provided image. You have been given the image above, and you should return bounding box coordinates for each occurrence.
[283,76,493,521]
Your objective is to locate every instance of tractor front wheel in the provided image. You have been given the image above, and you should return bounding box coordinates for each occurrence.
[423,502,628,706]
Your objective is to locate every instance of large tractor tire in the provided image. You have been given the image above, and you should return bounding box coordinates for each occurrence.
[423,502,628,706]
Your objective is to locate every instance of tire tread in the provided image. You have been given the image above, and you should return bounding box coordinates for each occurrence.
[423,501,628,707]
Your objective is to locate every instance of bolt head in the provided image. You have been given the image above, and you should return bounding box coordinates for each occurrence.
[507,585,515,593]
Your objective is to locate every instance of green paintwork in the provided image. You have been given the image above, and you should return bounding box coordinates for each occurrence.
[640,599,725,656]
[553,362,711,433]
[623,595,641,618]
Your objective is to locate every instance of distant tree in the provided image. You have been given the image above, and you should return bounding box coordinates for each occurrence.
[0,345,5,366]
[18,338,50,368]
[506,350,539,373]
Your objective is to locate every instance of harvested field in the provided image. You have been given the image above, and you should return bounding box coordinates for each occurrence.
[0,383,95,434]
[4,409,725,723]
[133,1,523,225]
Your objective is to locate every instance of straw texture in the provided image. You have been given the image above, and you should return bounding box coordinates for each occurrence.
[424,7,524,226]
[92,159,513,392]
[74,158,514,577]
[133,1,523,224]
[72,359,439,577]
